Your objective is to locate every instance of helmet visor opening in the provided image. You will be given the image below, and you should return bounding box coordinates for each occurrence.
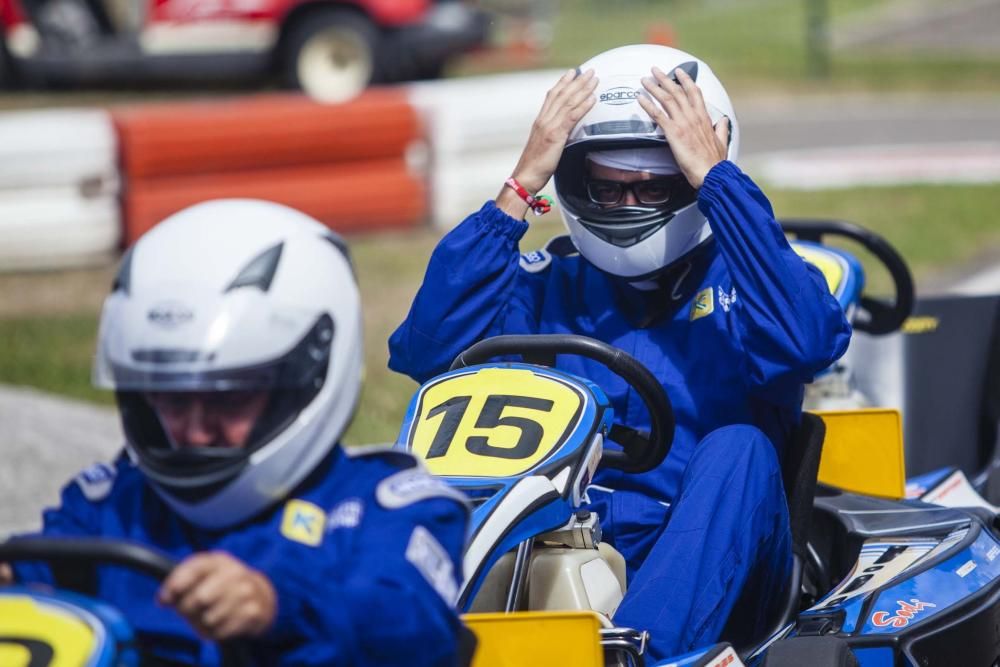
[117,314,337,499]
[556,140,697,223]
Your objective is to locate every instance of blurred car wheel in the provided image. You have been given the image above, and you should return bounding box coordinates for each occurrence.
[0,39,12,89]
[284,9,378,103]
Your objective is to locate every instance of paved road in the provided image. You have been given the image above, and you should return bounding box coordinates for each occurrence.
[735,93,1000,188]
[737,93,1000,156]
[2,385,120,535]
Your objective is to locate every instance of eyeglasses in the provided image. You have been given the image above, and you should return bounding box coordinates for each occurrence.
[586,177,683,206]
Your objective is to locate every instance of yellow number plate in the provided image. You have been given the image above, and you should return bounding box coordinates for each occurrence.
[407,367,586,478]
[0,594,99,666]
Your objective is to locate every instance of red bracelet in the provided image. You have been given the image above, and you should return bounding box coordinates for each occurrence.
[505,177,553,216]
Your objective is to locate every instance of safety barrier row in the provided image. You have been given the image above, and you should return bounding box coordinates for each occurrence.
[0,70,564,272]
[0,109,120,271]
[112,89,426,245]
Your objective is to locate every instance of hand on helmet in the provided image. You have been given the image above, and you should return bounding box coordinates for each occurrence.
[637,66,729,189]
[499,68,598,218]
[159,551,276,640]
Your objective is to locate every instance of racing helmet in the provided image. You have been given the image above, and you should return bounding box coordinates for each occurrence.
[93,199,363,529]
[554,44,740,280]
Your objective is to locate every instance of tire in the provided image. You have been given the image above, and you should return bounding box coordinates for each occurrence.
[763,636,858,667]
[283,9,379,103]
[0,39,13,89]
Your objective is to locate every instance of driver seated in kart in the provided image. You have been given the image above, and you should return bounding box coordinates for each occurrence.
[0,200,469,666]
[388,45,851,660]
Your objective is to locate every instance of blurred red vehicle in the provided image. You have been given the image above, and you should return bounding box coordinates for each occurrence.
[0,0,488,100]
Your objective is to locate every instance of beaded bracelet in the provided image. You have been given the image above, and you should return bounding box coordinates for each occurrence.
[504,177,553,216]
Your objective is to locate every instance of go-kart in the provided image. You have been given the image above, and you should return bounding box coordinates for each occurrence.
[797,219,1000,513]
[0,537,249,666]
[393,223,1000,666]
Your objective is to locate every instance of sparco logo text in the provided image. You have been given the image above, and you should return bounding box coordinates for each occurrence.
[148,303,194,328]
[599,87,641,105]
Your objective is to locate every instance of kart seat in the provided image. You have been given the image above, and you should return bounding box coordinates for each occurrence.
[740,412,826,653]
[784,412,827,560]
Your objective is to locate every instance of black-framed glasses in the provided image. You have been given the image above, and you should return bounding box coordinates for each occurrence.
[585,177,684,206]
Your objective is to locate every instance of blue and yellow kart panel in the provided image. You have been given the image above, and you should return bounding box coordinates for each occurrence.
[0,587,135,667]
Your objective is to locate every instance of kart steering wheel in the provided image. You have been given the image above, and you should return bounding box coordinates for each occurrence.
[449,334,675,474]
[0,537,251,667]
[781,218,914,335]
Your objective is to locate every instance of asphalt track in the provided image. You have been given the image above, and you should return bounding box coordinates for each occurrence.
[738,94,1000,189]
[738,94,1000,155]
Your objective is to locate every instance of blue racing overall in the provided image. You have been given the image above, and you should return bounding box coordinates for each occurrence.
[10,447,469,666]
[389,160,851,658]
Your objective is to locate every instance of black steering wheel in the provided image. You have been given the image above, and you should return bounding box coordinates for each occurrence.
[449,334,675,474]
[781,219,914,335]
[0,537,251,666]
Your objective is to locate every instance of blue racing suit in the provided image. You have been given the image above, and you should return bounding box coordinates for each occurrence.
[389,160,851,658]
[10,445,469,666]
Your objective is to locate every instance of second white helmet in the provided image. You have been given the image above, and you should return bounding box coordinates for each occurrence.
[554,44,740,280]
[93,199,363,529]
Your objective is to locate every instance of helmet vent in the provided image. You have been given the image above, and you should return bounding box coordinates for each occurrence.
[585,120,658,137]
[112,247,135,295]
[226,243,284,293]
[673,61,699,83]
[131,348,203,363]
[323,232,357,280]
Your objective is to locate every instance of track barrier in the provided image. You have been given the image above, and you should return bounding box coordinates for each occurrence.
[0,73,564,270]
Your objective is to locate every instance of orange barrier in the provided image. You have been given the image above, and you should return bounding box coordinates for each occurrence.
[113,89,421,180]
[113,88,427,242]
[123,159,425,245]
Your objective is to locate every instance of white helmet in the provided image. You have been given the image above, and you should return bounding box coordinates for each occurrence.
[93,199,363,529]
[555,44,740,280]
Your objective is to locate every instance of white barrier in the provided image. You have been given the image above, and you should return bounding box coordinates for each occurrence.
[0,190,121,271]
[409,70,561,228]
[430,147,528,229]
[0,108,120,272]
[0,109,118,193]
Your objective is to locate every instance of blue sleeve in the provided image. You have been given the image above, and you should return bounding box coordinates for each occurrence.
[8,465,114,586]
[697,161,852,400]
[261,497,468,667]
[388,201,542,384]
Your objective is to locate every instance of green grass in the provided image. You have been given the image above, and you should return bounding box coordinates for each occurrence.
[466,0,1000,93]
[0,314,111,406]
[2,182,998,443]
[768,184,1000,284]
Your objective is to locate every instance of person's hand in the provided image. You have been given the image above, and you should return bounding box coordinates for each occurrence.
[0,563,12,585]
[159,551,276,640]
[637,66,729,189]
[498,68,598,218]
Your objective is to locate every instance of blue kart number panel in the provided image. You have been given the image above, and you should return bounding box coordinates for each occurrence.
[406,367,587,478]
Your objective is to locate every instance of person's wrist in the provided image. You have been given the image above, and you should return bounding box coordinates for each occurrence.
[496,184,532,220]
[510,169,547,196]
[688,158,724,190]
[502,177,553,218]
